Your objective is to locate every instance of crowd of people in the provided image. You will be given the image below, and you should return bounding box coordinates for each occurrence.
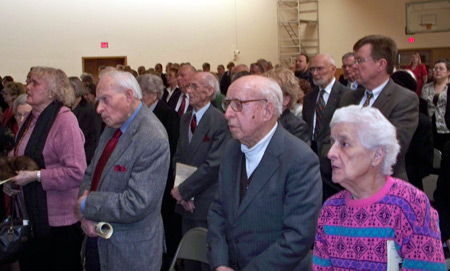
[0,34,448,271]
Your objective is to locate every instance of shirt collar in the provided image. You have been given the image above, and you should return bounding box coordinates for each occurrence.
[241,122,278,156]
[368,79,389,97]
[120,102,142,134]
[322,77,336,94]
[192,102,210,124]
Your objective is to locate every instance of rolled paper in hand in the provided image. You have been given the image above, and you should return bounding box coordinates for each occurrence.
[94,222,113,239]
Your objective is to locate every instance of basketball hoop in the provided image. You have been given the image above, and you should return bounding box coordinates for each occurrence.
[420,23,433,30]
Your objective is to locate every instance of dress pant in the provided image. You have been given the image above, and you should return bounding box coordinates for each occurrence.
[19,223,83,271]
[85,237,100,271]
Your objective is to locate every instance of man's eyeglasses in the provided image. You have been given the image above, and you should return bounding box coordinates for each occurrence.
[433,67,447,72]
[222,99,267,112]
[354,57,372,65]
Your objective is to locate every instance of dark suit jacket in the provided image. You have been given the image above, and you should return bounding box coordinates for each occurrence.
[339,79,419,181]
[434,142,450,242]
[164,87,181,110]
[405,112,433,189]
[173,104,230,221]
[207,125,322,271]
[445,85,450,130]
[152,100,181,255]
[79,105,170,271]
[73,97,102,165]
[220,71,231,95]
[302,81,349,199]
[279,109,310,146]
[153,100,180,157]
[338,75,365,91]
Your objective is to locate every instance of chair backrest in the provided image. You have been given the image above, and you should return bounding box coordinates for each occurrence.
[433,148,442,169]
[168,227,208,271]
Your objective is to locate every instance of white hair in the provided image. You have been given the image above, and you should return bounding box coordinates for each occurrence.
[137,74,164,100]
[330,105,400,175]
[322,53,336,67]
[202,72,220,100]
[99,68,142,99]
[260,78,283,117]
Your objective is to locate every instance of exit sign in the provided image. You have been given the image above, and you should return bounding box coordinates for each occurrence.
[101,42,108,48]
[408,37,415,43]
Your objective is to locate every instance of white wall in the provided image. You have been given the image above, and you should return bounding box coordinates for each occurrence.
[1,0,449,81]
[318,0,450,64]
[0,0,279,81]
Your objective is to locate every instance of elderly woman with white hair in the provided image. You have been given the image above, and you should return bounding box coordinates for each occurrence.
[312,105,445,271]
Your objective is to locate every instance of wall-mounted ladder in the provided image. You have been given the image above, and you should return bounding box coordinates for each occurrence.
[277,0,319,68]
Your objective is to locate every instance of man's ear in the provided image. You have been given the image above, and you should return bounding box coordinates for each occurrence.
[264,101,275,120]
[124,88,134,102]
[377,59,388,73]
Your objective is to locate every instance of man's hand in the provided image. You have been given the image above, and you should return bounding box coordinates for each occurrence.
[180,200,195,213]
[170,186,183,202]
[446,239,450,249]
[12,170,38,186]
[74,190,89,221]
[80,218,97,237]
[216,266,234,271]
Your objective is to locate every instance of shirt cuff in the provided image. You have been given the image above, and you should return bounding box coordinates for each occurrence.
[81,198,86,213]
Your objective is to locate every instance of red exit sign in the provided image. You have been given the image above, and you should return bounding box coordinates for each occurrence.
[408,37,415,43]
[101,42,108,48]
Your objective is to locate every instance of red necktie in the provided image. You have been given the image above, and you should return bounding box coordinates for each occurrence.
[90,129,122,191]
[191,114,197,134]
[178,94,187,116]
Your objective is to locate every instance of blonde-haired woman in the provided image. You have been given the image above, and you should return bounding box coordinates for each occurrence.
[11,67,86,271]
[406,52,428,96]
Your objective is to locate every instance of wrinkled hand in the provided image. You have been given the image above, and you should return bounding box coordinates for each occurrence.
[3,182,21,196]
[180,200,195,213]
[74,190,89,221]
[216,266,234,271]
[170,186,183,202]
[12,170,38,186]
[81,218,97,237]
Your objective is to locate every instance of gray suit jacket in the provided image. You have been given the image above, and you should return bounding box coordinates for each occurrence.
[339,79,419,181]
[79,105,170,271]
[173,104,230,221]
[207,125,322,271]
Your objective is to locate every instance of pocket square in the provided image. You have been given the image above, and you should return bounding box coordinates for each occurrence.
[202,135,210,142]
[114,165,127,172]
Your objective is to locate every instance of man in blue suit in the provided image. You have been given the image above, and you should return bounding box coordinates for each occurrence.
[207,75,322,271]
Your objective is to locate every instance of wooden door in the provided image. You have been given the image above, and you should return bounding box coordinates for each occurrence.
[82,56,127,81]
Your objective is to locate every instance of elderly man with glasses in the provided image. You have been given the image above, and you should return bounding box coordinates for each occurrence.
[171,72,230,271]
[208,75,322,271]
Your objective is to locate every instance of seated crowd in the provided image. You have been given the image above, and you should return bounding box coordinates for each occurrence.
[0,34,448,271]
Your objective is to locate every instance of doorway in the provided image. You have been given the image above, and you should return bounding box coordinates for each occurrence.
[82,56,127,82]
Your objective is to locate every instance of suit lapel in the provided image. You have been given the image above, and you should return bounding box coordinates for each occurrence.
[188,106,212,156]
[179,112,191,163]
[303,88,319,135]
[372,79,394,111]
[98,106,145,189]
[320,83,340,135]
[352,89,366,105]
[231,148,243,221]
[235,126,282,219]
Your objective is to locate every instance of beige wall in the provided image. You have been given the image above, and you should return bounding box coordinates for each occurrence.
[0,0,278,81]
[0,0,449,81]
[318,0,450,64]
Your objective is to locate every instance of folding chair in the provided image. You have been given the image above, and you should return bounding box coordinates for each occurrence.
[168,227,208,271]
